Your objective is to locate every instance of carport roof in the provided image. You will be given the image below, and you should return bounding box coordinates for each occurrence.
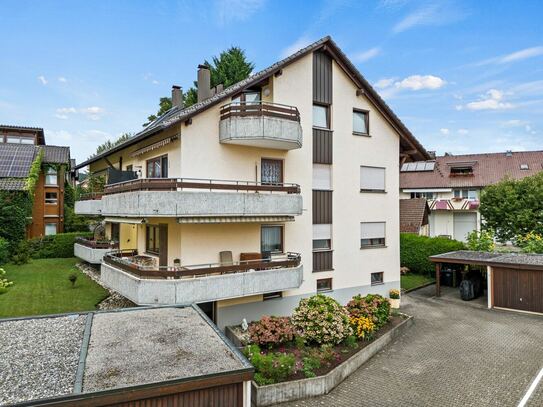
[430,250,543,271]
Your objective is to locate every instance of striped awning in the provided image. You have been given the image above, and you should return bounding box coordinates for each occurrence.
[104,217,147,224]
[177,216,295,224]
[130,135,178,158]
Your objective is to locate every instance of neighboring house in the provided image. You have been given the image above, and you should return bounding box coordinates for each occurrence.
[400,150,543,242]
[0,125,71,237]
[399,198,430,236]
[73,36,429,328]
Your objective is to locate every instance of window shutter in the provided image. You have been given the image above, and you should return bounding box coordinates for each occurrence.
[360,166,385,191]
[313,164,332,190]
[360,222,386,239]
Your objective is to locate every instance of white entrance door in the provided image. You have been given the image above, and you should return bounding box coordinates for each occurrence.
[453,212,477,242]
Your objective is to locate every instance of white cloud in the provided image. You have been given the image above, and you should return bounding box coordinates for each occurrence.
[458,128,469,135]
[463,89,514,111]
[374,78,396,89]
[58,77,67,83]
[37,75,48,85]
[392,2,466,34]
[353,47,381,63]
[280,36,314,58]
[216,0,266,25]
[152,79,159,85]
[440,128,449,135]
[57,107,77,114]
[502,119,527,127]
[395,75,446,90]
[54,106,105,121]
[477,46,543,66]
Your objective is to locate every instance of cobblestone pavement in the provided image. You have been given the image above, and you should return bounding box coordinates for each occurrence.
[279,285,543,407]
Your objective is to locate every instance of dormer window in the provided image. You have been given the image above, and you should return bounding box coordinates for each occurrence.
[520,164,529,170]
[448,161,476,176]
[232,90,261,105]
[450,166,473,175]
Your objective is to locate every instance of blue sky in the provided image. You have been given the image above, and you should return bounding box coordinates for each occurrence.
[1,0,542,164]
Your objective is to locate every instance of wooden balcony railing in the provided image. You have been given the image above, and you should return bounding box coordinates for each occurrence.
[75,237,119,249]
[103,250,301,279]
[78,192,103,201]
[103,177,301,195]
[220,102,300,122]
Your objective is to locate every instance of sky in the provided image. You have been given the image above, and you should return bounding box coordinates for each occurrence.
[1,0,542,164]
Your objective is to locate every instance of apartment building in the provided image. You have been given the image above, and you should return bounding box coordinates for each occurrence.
[74,36,429,328]
[400,150,543,242]
[0,125,70,237]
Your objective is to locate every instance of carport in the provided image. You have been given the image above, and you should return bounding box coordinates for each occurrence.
[430,250,543,314]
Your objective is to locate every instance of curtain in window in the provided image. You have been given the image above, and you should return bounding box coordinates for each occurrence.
[261,160,282,184]
[261,226,282,253]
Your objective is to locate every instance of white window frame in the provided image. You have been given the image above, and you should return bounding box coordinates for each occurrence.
[360,166,386,192]
[45,166,58,186]
[44,223,57,236]
[360,222,386,248]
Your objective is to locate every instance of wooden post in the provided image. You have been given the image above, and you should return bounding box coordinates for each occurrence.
[436,262,441,297]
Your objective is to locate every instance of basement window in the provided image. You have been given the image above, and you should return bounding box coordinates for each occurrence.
[371,272,384,285]
[317,278,332,292]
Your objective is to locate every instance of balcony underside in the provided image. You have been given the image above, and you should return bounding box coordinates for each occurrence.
[219,116,302,150]
[74,243,113,264]
[100,262,304,305]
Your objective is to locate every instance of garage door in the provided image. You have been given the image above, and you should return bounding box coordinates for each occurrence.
[493,267,543,313]
[453,212,477,242]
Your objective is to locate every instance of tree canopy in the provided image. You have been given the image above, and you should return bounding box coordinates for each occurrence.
[88,133,132,159]
[479,172,543,242]
[143,46,254,126]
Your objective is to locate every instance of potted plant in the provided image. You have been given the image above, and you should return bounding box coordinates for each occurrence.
[388,289,400,309]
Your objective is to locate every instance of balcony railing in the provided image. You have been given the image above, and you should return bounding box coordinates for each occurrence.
[220,102,300,122]
[78,192,104,201]
[75,237,119,249]
[103,177,301,195]
[103,250,301,280]
[429,199,480,211]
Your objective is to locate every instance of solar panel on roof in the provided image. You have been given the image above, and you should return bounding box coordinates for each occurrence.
[400,161,436,172]
[0,145,36,178]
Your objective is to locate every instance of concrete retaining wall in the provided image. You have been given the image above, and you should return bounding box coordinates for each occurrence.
[74,244,111,264]
[74,200,102,215]
[251,315,414,406]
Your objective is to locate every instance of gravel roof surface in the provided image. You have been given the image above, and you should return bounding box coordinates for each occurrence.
[431,250,543,268]
[431,250,504,261]
[0,315,86,406]
[82,307,245,392]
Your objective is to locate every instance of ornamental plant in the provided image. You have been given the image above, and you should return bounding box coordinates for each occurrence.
[517,232,543,254]
[349,315,375,340]
[243,344,296,385]
[291,294,352,345]
[248,316,296,347]
[346,294,391,329]
[389,289,400,299]
[466,230,495,252]
[0,268,13,294]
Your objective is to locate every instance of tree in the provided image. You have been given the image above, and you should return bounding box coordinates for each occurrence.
[143,46,254,126]
[88,133,132,159]
[479,172,543,242]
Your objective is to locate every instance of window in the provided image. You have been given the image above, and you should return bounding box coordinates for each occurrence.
[5,134,35,144]
[45,166,58,185]
[263,292,282,301]
[520,164,529,170]
[313,104,329,129]
[313,239,331,250]
[317,278,332,292]
[45,223,57,236]
[312,164,332,190]
[146,225,160,255]
[353,110,369,135]
[360,166,385,192]
[261,225,283,254]
[410,192,435,199]
[45,192,58,204]
[111,223,120,241]
[360,222,386,248]
[454,189,477,200]
[146,155,168,178]
[126,164,133,172]
[261,159,283,184]
[371,272,384,285]
[450,166,473,175]
[313,224,332,251]
[232,90,261,104]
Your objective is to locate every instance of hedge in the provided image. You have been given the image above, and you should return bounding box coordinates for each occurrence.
[400,233,465,276]
[28,232,93,259]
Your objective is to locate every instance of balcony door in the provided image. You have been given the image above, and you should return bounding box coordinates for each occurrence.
[261,159,283,185]
[146,223,168,267]
[146,155,168,178]
[261,225,283,258]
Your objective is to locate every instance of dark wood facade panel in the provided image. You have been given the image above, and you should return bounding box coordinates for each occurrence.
[312,190,332,224]
[313,128,333,164]
[313,250,333,272]
[493,267,543,313]
[313,51,333,104]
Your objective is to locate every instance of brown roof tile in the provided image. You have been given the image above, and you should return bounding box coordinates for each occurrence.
[400,198,429,233]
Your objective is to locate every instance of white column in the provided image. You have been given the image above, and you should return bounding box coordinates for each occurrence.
[487,266,492,309]
[243,380,252,407]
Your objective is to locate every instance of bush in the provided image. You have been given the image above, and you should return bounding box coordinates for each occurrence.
[400,233,465,276]
[0,237,9,265]
[0,267,14,294]
[28,232,93,259]
[292,294,352,345]
[349,315,375,340]
[346,294,390,329]
[243,344,296,385]
[248,316,296,347]
[11,240,30,265]
[517,232,543,254]
[466,230,495,252]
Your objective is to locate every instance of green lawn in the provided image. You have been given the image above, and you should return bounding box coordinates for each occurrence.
[0,258,109,318]
[401,274,435,291]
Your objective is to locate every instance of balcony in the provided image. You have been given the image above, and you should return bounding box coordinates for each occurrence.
[74,193,103,215]
[100,250,303,304]
[75,178,302,221]
[74,237,119,264]
[219,102,302,150]
[429,199,480,211]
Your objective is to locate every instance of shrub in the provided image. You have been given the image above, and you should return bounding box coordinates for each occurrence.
[517,232,543,254]
[349,316,375,340]
[302,356,320,378]
[292,294,352,345]
[68,273,78,288]
[389,289,400,299]
[248,316,296,347]
[0,267,13,294]
[346,294,390,329]
[0,237,9,265]
[28,232,93,259]
[400,233,465,276]
[466,230,495,252]
[11,241,30,265]
[243,344,296,385]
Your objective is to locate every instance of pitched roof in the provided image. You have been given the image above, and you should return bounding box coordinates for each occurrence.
[41,145,71,164]
[75,36,429,169]
[400,198,430,233]
[0,124,45,145]
[0,178,27,191]
[0,144,70,182]
[400,151,543,189]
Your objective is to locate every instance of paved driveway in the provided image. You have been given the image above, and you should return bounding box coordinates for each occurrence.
[280,286,543,407]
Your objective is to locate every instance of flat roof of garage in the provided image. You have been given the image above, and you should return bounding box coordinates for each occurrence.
[430,250,543,271]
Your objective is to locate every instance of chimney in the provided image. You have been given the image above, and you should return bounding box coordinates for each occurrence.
[197,64,212,102]
[171,85,183,109]
[506,150,513,157]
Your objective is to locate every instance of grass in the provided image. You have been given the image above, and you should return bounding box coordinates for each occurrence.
[401,273,435,291]
[0,258,109,318]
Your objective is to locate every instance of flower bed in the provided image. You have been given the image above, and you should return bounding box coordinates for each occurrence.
[242,293,401,386]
